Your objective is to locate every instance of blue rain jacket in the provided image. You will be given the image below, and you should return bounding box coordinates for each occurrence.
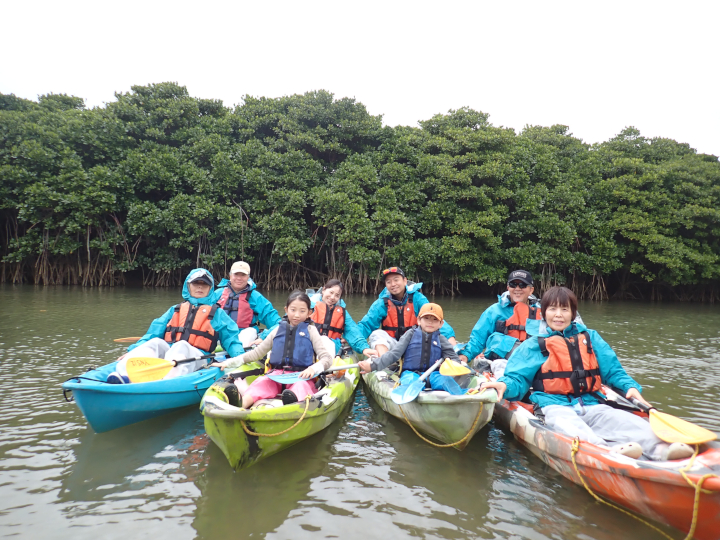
[457,292,540,360]
[309,295,371,355]
[212,278,282,340]
[497,321,642,409]
[358,282,456,340]
[128,268,245,357]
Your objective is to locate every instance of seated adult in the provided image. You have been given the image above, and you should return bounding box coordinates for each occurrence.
[481,286,694,461]
[458,269,541,377]
[212,261,281,348]
[359,267,457,356]
[309,279,379,360]
[107,268,244,383]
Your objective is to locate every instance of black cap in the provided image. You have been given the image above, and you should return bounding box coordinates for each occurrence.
[382,266,406,280]
[507,269,533,285]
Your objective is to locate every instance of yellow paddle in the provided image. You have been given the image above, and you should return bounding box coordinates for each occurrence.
[126,353,219,383]
[439,359,472,376]
[630,399,717,445]
[114,337,142,343]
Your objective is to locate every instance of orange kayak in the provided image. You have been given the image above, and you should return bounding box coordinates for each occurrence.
[493,393,720,540]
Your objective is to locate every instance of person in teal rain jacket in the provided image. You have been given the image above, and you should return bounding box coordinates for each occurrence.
[480,286,694,461]
[309,279,379,359]
[107,268,245,383]
[358,266,457,356]
[211,261,282,348]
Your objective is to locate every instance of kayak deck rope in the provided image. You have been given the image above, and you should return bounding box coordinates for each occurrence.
[241,396,311,438]
[570,437,718,540]
[398,402,485,448]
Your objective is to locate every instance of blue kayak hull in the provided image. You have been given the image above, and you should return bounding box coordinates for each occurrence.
[62,362,223,433]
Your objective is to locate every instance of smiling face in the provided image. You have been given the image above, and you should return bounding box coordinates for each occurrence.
[507,281,534,304]
[544,303,573,332]
[418,314,442,333]
[229,271,249,291]
[385,274,408,299]
[321,285,342,306]
[285,298,311,326]
[189,281,211,298]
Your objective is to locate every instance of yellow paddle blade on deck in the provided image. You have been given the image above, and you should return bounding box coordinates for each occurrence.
[648,409,717,445]
[114,337,142,343]
[126,357,176,383]
[439,359,471,376]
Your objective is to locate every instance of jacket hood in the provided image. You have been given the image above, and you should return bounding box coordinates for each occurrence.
[497,291,540,308]
[539,320,588,338]
[379,281,423,300]
[216,277,257,292]
[182,268,216,306]
[309,290,347,309]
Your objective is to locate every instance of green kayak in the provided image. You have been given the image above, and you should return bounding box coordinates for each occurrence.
[362,370,497,450]
[201,355,359,471]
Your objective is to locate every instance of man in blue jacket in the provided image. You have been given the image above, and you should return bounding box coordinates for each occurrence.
[212,261,282,348]
[358,266,457,355]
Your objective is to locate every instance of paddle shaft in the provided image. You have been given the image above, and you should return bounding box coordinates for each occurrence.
[630,398,654,413]
[419,359,443,381]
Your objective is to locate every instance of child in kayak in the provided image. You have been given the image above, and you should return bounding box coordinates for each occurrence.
[310,278,378,360]
[481,286,694,460]
[212,290,334,408]
[108,268,244,383]
[358,303,469,394]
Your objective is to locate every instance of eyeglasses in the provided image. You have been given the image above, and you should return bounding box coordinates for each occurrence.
[507,281,529,289]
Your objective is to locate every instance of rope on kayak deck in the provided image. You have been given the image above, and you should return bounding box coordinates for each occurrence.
[678,444,718,540]
[241,396,311,438]
[570,438,677,540]
[398,403,485,448]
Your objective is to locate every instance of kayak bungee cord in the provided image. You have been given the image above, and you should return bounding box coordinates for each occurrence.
[241,395,312,438]
[570,437,718,540]
[397,402,485,449]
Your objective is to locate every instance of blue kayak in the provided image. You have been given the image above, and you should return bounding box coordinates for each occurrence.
[62,361,224,433]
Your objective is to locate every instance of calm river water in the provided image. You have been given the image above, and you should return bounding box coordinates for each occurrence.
[0,285,718,539]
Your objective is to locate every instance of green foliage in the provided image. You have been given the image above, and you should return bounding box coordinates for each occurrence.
[1,86,718,298]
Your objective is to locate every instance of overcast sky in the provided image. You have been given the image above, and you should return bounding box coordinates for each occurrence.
[2,0,717,155]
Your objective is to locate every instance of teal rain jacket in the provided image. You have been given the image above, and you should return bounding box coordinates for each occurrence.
[358,282,456,340]
[128,268,245,357]
[211,278,281,339]
[457,292,540,360]
[309,294,371,355]
[497,321,642,409]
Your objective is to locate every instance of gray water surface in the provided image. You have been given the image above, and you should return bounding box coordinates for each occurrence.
[0,286,718,539]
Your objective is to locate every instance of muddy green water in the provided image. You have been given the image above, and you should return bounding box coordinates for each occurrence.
[0,286,718,539]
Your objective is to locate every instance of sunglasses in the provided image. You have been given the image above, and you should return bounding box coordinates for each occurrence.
[507,281,529,289]
[382,267,401,276]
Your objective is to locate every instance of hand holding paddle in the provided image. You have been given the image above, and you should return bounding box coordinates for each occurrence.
[267,363,361,385]
[126,352,221,383]
[628,395,717,445]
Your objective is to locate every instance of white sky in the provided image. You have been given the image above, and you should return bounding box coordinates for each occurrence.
[2,0,718,155]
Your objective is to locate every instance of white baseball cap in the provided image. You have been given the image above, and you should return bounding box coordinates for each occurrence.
[230,261,251,275]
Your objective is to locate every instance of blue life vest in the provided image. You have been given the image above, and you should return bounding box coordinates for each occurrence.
[268,321,314,371]
[403,327,442,372]
[218,287,255,328]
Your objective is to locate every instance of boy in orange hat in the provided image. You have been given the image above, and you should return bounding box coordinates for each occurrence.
[359,303,469,394]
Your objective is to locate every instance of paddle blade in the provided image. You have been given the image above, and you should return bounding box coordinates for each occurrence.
[649,410,717,445]
[114,337,142,343]
[439,359,471,376]
[126,357,174,383]
[267,372,302,385]
[391,379,425,405]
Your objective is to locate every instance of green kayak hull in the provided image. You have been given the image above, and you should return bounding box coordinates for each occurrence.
[362,371,497,450]
[201,357,359,471]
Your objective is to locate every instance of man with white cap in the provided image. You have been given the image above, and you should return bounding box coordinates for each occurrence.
[212,261,281,348]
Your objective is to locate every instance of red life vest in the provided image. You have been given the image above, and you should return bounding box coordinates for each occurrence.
[381,293,417,339]
[311,302,345,340]
[217,287,254,328]
[495,303,542,341]
[532,331,602,396]
[164,302,219,353]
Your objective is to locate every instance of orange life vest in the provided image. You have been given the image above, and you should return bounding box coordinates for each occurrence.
[164,302,220,353]
[495,303,542,341]
[311,302,345,340]
[381,292,417,339]
[532,331,602,396]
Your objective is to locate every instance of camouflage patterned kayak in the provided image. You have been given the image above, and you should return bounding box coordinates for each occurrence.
[201,355,359,471]
[362,370,497,450]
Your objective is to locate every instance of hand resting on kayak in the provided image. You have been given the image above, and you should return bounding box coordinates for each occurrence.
[479,381,653,407]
